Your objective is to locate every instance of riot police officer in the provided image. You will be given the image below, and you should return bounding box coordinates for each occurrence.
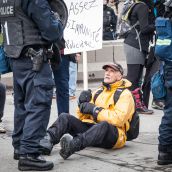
[157,0,172,165]
[0,0,67,171]
[103,0,117,40]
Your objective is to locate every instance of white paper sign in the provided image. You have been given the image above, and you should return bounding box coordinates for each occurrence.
[64,0,103,54]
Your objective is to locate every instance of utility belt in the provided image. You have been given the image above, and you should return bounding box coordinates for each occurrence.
[22,46,53,72]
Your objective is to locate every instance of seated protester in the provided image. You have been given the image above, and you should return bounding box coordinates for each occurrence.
[39,63,135,159]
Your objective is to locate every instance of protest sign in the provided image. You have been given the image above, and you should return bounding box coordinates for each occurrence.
[64,0,103,54]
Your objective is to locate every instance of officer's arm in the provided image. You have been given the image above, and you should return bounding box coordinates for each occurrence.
[23,0,63,43]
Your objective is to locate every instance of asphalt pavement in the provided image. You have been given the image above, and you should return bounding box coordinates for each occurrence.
[0,81,172,172]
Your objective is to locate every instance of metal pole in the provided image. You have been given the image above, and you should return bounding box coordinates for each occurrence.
[83,51,88,90]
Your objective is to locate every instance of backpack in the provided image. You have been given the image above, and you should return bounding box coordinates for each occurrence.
[116,1,142,40]
[93,88,140,141]
[0,46,11,74]
[155,17,172,62]
[151,63,166,99]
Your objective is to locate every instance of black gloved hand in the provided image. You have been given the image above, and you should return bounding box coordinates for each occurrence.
[79,102,95,115]
[78,89,92,105]
[50,43,61,70]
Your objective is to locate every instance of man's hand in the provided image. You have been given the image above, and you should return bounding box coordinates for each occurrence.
[79,102,95,115]
[78,89,92,105]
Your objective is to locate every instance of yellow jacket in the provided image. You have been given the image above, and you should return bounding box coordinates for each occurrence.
[77,79,135,149]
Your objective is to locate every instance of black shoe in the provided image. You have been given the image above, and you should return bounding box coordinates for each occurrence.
[136,103,154,114]
[18,154,54,171]
[152,101,164,110]
[59,135,82,160]
[158,152,172,165]
[40,133,53,155]
[136,107,154,114]
[14,149,20,160]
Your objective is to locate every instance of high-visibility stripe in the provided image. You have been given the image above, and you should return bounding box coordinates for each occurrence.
[4,21,10,45]
[156,39,171,46]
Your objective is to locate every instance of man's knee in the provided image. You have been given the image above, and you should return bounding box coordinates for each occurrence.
[59,113,70,119]
[98,121,109,129]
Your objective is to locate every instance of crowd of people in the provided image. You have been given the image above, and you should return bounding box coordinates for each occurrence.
[0,0,172,171]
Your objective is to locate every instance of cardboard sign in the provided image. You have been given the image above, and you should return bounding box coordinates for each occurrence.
[64,0,103,54]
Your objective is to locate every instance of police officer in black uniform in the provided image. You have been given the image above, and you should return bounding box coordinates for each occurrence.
[158,0,172,165]
[103,0,117,40]
[0,0,65,171]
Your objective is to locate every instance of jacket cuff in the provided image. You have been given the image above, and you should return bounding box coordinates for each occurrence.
[92,107,103,121]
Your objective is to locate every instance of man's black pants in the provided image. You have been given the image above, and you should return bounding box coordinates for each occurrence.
[48,113,118,149]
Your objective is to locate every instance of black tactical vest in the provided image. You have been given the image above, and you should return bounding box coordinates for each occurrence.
[0,0,48,58]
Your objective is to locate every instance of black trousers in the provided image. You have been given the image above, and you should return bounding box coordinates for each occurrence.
[142,60,160,107]
[126,64,144,91]
[10,56,54,155]
[48,113,118,149]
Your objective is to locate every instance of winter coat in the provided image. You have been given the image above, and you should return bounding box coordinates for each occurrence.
[77,79,135,149]
[124,2,155,53]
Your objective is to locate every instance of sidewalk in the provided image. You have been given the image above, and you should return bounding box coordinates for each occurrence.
[0,82,171,172]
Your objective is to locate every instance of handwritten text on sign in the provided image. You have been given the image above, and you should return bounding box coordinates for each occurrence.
[64,0,103,54]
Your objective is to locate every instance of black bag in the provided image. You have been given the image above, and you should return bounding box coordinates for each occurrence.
[93,88,140,141]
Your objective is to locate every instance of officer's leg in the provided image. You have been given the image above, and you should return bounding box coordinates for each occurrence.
[19,58,54,155]
[158,64,172,165]
[10,59,27,158]
[59,121,118,159]
[40,113,93,155]
[53,54,69,115]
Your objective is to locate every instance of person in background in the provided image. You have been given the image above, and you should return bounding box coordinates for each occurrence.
[53,52,81,114]
[142,0,165,110]
[108,0,119,15]
[52,54,70,115]
[69,53,81,100]
[0,81,6,133]
[103,0,117,40]
[124,0,155,114]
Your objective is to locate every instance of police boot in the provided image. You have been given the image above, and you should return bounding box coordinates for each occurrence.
[59,134,83,160]
[40,133,53,155]
[18,154,54,171]
[158,151,172,165]
[14,149,20,160]
[132,88,153,114]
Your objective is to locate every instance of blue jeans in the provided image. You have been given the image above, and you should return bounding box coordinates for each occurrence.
[10,56,54,155]
[159,63,172,152]
[53,55,69,115]
[69,62,77,96]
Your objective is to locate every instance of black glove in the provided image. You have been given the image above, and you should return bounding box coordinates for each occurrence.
[80,102,103,121]
[79,102,95,115]
[50,43,61,70]
[78,89,92,105]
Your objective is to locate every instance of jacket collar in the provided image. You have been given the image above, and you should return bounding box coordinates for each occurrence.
[102,80,126,91]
